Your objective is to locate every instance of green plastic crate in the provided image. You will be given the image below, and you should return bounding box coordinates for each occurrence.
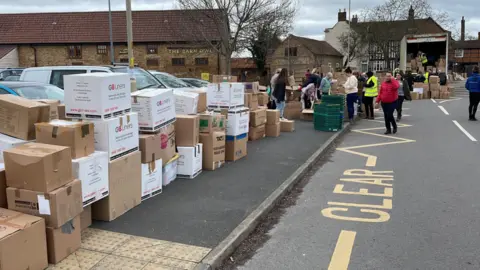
[314,104,342,114]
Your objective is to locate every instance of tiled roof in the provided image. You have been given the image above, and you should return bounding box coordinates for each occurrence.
[351,18,447,40]
[0,10,223,44]
[290,35,343,57]
[0,45,15,58]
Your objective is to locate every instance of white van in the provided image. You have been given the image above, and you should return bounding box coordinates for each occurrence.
[20,66,165,90]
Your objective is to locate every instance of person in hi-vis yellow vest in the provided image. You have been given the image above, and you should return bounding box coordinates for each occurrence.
[424,69,430,84]
[363,71,378,119]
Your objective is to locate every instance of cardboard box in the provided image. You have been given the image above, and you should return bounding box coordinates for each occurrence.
[0,164,5,208]
[301,109,314,121]
[225,107,250,136]
[244,82,260,94]
[0,208,48,270]
[429,76,440,84]
[440,92,450,99]
[35,120,95,159]
[141,159,162,201]
[131,88,176,132]
[58,104,66,120]
[280,119,295,132]
[46,215,81,264]
[257,92,269,106]
[177,144,202,178]
[91,112,139,161]
[266,110,280,125]
[429,83,440,91]
[174,90,199,115]
[423,91,431,99]
[163,154,179,186]
[0,95,50,140]
[37,99,60,120]
[139,123,175,165]
[199,113,226,133]
[226,134,247,161]
[207,83,244,108]
[3,143,72,192]
[91,151,141,221]
[64,73,131,119]
[440,85,449,92]
[199,132,225,171]
[284,101,302,119]
[244,93,259,110]
[72,151,109,206]
[6,179,83,228]
[250,108,267,127]
[0,133,28,163]
[430,90,440,99]
[248,125,265,141]
[175,115,200,147]
[191,90,207,113]
[212,75,237,83]
[266,123,281,137]
[80,205,92,231]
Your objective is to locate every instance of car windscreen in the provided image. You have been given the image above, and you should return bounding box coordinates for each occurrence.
[111,67,165,90]
[11,85,64,102]
[154,73,191,88]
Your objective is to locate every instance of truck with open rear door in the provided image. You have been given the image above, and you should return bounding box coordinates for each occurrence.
[399,33,450,74]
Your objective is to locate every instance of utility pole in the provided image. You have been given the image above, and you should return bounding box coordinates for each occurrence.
[126,0,134,68]
[347,0,351,68]
[108,0,114,65]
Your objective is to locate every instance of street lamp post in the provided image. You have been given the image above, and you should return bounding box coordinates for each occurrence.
[347,0,351,68]
[108,0,114,64]
[126,0,134,68]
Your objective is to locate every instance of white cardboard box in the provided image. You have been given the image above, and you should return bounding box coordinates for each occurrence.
[226,107,250,136]
[90,112,139,161]
[141,159,163,201]
[64,73,131,119]
[72,151,109,206]
[207,83,244,108]
[0,133,28,162]
[162,154,179,186]
[131,88,176,132]
[177,144,202,179]
[174,90,199,115]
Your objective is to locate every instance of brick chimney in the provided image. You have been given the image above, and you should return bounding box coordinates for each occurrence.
[461,16,465,41]
[338,9,347,22]
[352,15,358,24]
[478,32,480,40]
[408,5,414,20]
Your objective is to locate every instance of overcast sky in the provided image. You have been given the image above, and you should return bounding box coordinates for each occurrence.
[1,0,478,40]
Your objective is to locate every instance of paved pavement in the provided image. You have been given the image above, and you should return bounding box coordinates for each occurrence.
[93,121,334,248]
[238,93,480,269]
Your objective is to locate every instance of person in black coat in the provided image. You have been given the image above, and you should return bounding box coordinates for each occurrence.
[274,68,288,119]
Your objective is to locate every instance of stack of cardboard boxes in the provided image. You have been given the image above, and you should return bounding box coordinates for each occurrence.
[265,110,281,137]
[199,113,226,171]
[249,108,267,141]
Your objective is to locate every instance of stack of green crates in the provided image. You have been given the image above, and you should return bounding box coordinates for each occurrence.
[313,95,345,132]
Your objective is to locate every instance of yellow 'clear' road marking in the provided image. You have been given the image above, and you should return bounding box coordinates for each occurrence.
[328,230,357,270]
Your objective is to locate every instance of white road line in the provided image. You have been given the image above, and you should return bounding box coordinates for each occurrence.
[453,120,477,142]
[439,98,462,104]
[438,106,449,115]
[431,98,437,103]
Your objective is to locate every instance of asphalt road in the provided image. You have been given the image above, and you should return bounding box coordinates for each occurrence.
[237,93,480,270]
[93,120,333,248]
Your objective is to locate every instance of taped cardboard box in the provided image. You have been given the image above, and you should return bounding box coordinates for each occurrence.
[190,90,207,113]
[266,110,280,125]
[429,76,440,84]
[212,75,237,83]
[91,112,139,161]
[257,92,269,106]
[174,90,199,115]
[3,142,72,192]
[131,88,176,132]
[248,125,265,141]
[223,107,250,136]
[301,109,314,121]
[244,82,260,94]
[177,144,203,178]
[6,179,83,228]
[35,120,95,159]
[37,99,60,120]
[80,205,92,231]
[0,164,5,208]
[266,123,280,137]
[92,151,141,222]
[163,154,179,186]
[200,132,225,171]
[64,73,131,119]
[0,208,48,270]
[139,123,175,165]
[410,92,419,100]
[284,101,302,119]
[250,108,266,127]
[244,93,259,110]
[199,113,226,133]
[207,83,244,108]
[429,83,440,91]
[440,92,450,99]
[0,95,50,140]
[58,104,66,120]
[46,215,81,264]
[72,151,109,206]
[141,159,163,201]
[0,133,29,163]
[430,90,440,99]
[226,133,247,161]
[175,115,200,147]
[280,119,295,132]
[440,85,449,92]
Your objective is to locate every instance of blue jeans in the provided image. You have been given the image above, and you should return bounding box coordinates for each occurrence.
[277,101,285,118]
[346,93,358,120]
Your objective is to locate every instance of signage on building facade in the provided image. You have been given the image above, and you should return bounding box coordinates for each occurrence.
[168,48,213,54]
[119,49,128,54]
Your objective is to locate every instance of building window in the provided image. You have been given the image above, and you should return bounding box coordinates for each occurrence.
[97,45,107,55]
[119,58,128,63]
[388,41,399,58]
[147,44,158,54]
[195,58,209,65]
[147,59,159,66]
[455,49,464,58]
[284,47,297,57]
[68,45,82,59]
[172,58,185,66]
[370,60,386,72]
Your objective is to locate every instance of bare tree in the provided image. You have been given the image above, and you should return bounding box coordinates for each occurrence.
[337,31,365,68]
[177,0,295,74]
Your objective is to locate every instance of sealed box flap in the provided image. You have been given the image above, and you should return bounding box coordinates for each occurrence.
[36,99,60,105]
[0,95,50,109]
[0,208,42,239]
[131,88,173,98]
[4,142,69,158]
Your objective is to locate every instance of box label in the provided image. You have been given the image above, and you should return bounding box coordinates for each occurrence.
[37,195,51,215]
